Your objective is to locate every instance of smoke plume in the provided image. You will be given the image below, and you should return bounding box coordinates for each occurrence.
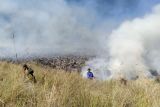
[0,0,157,58]
[83,4,160,80]
[1,0,160,79]
[0,0,106,58]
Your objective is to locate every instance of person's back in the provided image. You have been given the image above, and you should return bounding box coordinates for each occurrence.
[87,68,94,79]
[27,68,37,83]
[23,64,37,83]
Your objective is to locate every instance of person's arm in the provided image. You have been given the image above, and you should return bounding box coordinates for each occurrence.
[92,73,95,79]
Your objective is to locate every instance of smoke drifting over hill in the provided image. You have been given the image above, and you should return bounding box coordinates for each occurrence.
[83,4,160,80]
[0,0,158,58]
[0,0,105,58]
[1,0,160,79]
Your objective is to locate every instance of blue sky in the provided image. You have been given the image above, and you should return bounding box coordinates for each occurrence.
[67,0,160,21]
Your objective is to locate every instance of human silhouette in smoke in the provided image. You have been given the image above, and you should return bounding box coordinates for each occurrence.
[87,68,95,79]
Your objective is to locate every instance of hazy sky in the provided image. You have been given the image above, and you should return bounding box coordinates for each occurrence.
[0,0,160,58]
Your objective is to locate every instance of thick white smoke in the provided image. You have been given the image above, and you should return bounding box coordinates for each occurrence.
[0,0,108,58]
[83,4,160,80]
[0,0,155,59]
[1,0,160,79]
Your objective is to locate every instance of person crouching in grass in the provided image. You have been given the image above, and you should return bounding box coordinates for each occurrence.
[22,64,37,83]
[87,68,95,80]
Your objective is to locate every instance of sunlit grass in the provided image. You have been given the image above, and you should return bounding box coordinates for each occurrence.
[0,61,160,107]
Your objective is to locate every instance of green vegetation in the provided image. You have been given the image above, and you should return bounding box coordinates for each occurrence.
[0,62,160,107]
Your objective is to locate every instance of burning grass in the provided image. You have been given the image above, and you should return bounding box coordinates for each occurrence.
[0,61,160,107]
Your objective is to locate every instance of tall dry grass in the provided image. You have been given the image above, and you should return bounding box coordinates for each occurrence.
[0,61,160,107]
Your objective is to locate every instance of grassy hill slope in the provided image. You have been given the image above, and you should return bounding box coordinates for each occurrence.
[0,62,160,107]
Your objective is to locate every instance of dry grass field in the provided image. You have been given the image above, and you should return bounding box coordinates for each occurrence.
[0,61,160,107]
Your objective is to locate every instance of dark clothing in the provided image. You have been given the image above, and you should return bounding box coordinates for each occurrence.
[27,68,34,76]
[25,68,37,83]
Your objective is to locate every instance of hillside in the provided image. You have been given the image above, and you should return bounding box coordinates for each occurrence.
[0,61,160,107]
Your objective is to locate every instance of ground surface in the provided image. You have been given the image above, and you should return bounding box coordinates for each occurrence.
[0,61,160,107]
